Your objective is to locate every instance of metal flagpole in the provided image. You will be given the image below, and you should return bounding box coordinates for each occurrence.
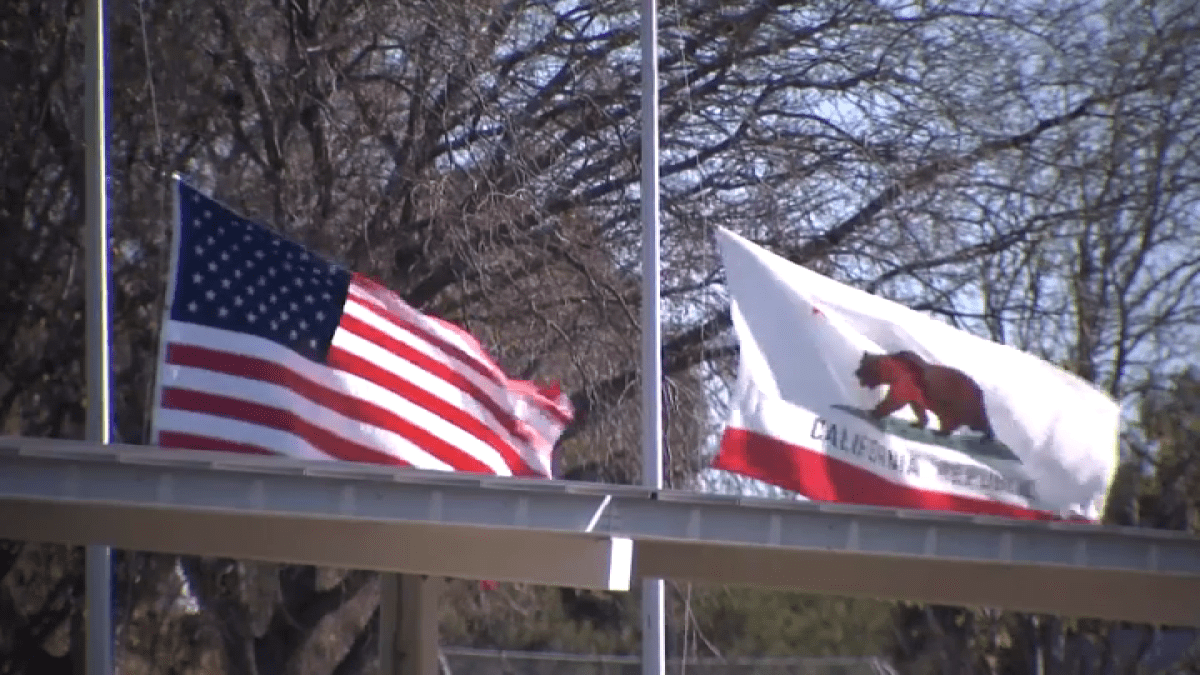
[84,0,114,673]
[638,0,665,671]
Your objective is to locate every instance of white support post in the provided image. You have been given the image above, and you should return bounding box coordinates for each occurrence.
[380,574,442,675]
[638,0,666,669]
[84,0,113,674]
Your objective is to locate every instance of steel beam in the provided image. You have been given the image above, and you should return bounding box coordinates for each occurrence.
[622,492,1200,626]
[0,438,632,591]
[1,437,1199,625]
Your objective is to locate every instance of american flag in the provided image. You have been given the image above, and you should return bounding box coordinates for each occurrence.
[149,179,573,477]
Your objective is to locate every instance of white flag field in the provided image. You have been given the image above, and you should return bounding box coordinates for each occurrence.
[712,227,1120,521]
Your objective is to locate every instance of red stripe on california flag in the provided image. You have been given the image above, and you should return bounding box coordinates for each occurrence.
[164,344,496,473]
[337,311,553,457]
[157,431,276,456]
[326,344,542,477]
[715,427,1074,522]
[347,278,573,428]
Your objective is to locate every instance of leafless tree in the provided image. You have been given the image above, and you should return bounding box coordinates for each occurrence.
[4,0,1200,672]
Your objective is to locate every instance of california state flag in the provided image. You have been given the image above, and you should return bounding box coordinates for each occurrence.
[712,228,1120,521]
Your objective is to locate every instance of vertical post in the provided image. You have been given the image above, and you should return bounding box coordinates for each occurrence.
[379,575,399,675]
[1030,616,1045,675]
[84,0,113,674]
[638,0,665,672]
[380,574,442,675]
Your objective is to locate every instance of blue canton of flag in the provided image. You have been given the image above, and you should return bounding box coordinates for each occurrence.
[171,182,351,363]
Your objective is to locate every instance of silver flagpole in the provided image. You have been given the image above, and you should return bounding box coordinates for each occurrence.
[638,0,665,671]
[84,0,113,673]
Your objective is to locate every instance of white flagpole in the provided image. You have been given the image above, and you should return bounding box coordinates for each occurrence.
[638,0,665,671]
[84,0,113,673]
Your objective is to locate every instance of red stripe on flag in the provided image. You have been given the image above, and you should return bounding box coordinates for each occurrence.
[161,386,429,469]
[163,343,496,473]
[338,313,552,462]
[348,278,573,428]
[158,431,276,456]
[715,427,1074,522]
[508,378,571,420]
[326,344,543,477]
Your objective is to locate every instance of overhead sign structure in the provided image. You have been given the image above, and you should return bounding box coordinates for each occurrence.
[2,436,1199,626]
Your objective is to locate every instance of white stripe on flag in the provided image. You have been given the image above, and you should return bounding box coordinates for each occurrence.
[159,355,470,472]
